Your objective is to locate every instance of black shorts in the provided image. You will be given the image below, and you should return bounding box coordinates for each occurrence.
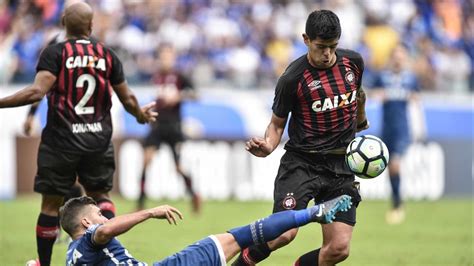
[273,151,362,226]
[34,142,115,196]
[144,122,183,148]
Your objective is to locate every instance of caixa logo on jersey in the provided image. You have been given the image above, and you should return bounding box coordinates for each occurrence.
[312,90,357,112]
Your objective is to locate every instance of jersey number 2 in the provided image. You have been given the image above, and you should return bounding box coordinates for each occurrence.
[74,74,96,115]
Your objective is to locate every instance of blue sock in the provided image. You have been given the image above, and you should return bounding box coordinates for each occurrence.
[228,207,319,248]
[390,174,402,208]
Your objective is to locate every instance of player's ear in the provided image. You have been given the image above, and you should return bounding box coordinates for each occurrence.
[81,217,92,228]
[302,33,310,46]
[61,14,65,27]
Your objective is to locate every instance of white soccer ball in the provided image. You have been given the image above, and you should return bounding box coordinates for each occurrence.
[345,135,389,179]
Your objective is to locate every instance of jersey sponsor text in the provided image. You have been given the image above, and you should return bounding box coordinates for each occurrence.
[311,90,357,112]
[66,55,106,71]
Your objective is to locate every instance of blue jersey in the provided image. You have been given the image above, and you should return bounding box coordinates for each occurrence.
[66,224,145,265]
[373,70,418,154]
[66,225,225,266]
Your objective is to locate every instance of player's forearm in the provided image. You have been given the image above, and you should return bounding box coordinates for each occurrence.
[264,122,285,153]
[0,86,44,108]
[95,210,152,243]
[122,94,145,121]
[356,86,367,123]
[113,82,146,122]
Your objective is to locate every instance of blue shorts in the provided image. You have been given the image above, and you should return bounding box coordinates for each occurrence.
[383,133,410,156]
[153,236,226,266]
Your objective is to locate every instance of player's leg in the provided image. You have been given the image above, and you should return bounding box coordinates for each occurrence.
[223,196,352,263]
[294,222,354,266]
[388,155,402,208]
[153,198,352,266]
[294,169,361,266]
[78,143,116,219]
[318,222,353,265]
[171,141,201,213]
[33,143,79,266]
[138,145,158,210]
[232,152,317,265]
[386,154,405,224]
[385,137,408,224]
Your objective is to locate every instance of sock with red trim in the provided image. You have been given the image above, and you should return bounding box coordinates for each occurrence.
[96,198,116,219]
[36,213,59,266]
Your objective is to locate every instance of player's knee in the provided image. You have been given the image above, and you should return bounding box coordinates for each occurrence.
[143,155,153,167]
[389,165,399,176]
[321,242,350,263]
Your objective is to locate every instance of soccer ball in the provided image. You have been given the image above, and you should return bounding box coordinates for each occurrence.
[345,135,389,179]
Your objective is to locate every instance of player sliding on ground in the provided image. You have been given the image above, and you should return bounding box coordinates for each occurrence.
[61,195,352,265]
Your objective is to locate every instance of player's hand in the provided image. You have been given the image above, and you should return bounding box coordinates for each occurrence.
[23,115,35,136]
[138,102,158,124]
[245,137,273,157]
[356,119,370,132]
[148,205,183,225]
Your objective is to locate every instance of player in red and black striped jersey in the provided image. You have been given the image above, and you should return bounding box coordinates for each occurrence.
[0,3,157,266]
[234,10,369,266]
[138,44,201,213]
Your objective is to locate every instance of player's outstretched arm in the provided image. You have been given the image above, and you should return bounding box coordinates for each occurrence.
[0,71,55,108]
[112,81,158,124]
[245,113,286,157]
[93,205,183,245]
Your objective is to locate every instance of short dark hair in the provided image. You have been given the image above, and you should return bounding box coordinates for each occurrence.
[59,196,96,236]
[305,10,341,41]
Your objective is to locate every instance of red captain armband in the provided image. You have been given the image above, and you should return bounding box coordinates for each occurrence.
[357,119,368,130]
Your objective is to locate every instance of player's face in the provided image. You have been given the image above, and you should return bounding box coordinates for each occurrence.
[84,205,108,225]
[159,46,177,71]
[304,35,338,68]
[391,45,408,71]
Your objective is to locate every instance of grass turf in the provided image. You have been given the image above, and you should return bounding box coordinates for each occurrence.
[0,195,472,265]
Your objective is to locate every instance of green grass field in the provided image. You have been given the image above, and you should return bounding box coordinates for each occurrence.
[0,195,472,265]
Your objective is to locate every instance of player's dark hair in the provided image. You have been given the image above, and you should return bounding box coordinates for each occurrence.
[60,196,97,236]
[305,10,341,40]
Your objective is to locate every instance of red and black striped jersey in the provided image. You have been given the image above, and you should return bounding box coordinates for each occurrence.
[152,71,193,124]
[272,49,364,153]
[36,38,125,153]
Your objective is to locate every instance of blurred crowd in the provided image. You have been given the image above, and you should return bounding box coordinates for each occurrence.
[0,0,472,92]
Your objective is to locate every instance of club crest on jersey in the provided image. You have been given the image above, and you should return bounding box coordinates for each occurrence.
[282,193,296,210]
[345,71,356,85]
[66,56,106,71]
[312,90,357,112]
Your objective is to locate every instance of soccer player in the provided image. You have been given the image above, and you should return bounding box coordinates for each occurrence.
[23,24,86,220]
[0,3,157,265]
[61,194,352,265]
[137,43,201,213]
[371,43,420,224]
[234,10,369,266]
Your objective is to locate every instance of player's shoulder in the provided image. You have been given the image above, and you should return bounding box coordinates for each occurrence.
[39,41,64,59]
[280,55,308,82]
[337,48,363,62]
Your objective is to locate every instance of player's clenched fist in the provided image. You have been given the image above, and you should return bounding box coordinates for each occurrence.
[245,137,273,157]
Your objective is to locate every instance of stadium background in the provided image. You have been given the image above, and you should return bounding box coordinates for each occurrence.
[0,0,472,265]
